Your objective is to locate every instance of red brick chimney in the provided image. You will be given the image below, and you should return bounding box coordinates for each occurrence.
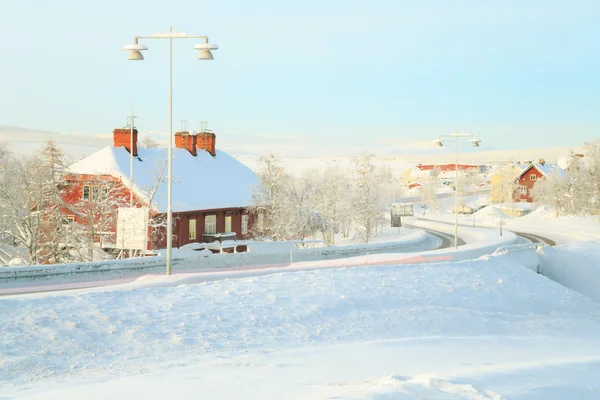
[113,128,138,156]
[197,132,216,157]
[174,131,197,156]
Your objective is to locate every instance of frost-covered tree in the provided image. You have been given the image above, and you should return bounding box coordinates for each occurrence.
[250,153,293,240]
[139,135,160,149]
[68,177,130,262]
[421,167,441,213]
[309,165,352,244]
[0,142,75,265]
[350,153,391,243]
[531,170,571,217]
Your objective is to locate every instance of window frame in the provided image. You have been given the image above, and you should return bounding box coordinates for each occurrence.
[224,215,232,233]
[530,174,537,181]
[92,185,99,201]
[204,215,217,235]
[189,218,197,240]
[519,185,527,195]
[82,185,90,200]
[241,214,248,235]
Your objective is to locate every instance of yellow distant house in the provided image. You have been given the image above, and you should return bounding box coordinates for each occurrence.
[490,164,527,203]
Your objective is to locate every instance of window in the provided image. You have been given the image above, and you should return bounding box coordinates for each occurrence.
[62,216,75,225]
[519,185,527,195]
[257,213,264,230]
[92,185,99,201]
[204,215,216,235]
[225,215,232,233]
[83,185,90,200]
[101,186,108,201]
[241,214,248,235]
[530,174,537,181]
[189,219,197,240]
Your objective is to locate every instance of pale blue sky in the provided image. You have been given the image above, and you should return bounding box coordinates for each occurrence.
[1,0,599,154]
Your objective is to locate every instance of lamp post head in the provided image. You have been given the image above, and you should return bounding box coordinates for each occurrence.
[124,43,148,61]
[434,138,444,147]
[470,137,481,147]
[194,42,218,60]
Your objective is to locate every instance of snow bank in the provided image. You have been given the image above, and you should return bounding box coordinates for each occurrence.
[3,256,600,398]
[538,241,600,303]
[473,205,509,220]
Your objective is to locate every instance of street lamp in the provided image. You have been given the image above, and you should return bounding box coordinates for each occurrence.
[125,26,218,275]
[433,132,482,249]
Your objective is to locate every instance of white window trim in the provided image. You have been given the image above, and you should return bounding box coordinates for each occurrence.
[204,215,217,235]
[225,215,232,234]
[530,174,537,181]
[189,219,197,240]
[241,214,248,235]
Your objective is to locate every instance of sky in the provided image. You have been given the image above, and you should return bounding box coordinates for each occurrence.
[1,0,599,158]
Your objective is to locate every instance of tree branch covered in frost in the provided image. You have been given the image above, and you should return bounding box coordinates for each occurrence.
[250,153,391,244]
[532,143,600,217]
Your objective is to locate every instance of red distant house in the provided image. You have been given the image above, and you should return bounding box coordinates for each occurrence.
[513,160,568,203]
[415,164,484,173]
[60,126,259,254]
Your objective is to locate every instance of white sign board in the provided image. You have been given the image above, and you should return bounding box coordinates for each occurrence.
[115,207,149,250]
[392,203,414,216]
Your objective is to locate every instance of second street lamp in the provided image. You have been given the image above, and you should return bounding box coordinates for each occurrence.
[124,26,218,275]
[433,132,482,249]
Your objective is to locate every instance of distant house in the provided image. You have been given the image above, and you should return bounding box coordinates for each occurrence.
[400,164,487,185]
[513,159,568,203]
[60,127,259,254]
[557,153,587,173]
[490,163,528,204]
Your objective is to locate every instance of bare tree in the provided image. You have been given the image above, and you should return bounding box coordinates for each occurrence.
[350,153,391,243]
[139,135,160,149]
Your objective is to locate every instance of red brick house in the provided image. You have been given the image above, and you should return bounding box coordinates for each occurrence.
[513,160,568,203]
[62,127,259,253]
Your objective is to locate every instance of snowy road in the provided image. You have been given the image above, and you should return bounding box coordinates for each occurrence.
[416,217,556,246]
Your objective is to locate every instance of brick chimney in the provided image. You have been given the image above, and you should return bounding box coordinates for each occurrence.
[113,128,138,156]
[174,131,197,156]
[197,131,216,157]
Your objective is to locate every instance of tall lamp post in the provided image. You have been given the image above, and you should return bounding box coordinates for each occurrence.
[124,26,218,275]
[434,132,482,249]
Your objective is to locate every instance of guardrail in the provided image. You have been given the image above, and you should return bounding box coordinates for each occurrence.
[0,232,432,285]
[490,243,546,273]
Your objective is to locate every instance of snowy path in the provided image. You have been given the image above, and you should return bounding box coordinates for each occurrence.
[2,255,600,398]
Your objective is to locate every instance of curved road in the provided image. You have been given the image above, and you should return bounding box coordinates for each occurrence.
[414,218,556,246]
[404,224,466,249]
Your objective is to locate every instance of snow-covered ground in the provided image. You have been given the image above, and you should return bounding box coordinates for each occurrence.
[3,251,600,399]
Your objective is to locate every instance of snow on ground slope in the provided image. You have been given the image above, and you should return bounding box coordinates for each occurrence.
[3,254,600,399]
[539,240,600,303]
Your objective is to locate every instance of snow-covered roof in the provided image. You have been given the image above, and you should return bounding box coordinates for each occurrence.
[68,146,259,213]
[520,163,569,183]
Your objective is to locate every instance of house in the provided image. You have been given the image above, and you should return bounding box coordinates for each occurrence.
[557,153,587,173]
[513,159,568,203]
[490,163,527,204]
[61,126,260,254]
[400,164,487,185]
